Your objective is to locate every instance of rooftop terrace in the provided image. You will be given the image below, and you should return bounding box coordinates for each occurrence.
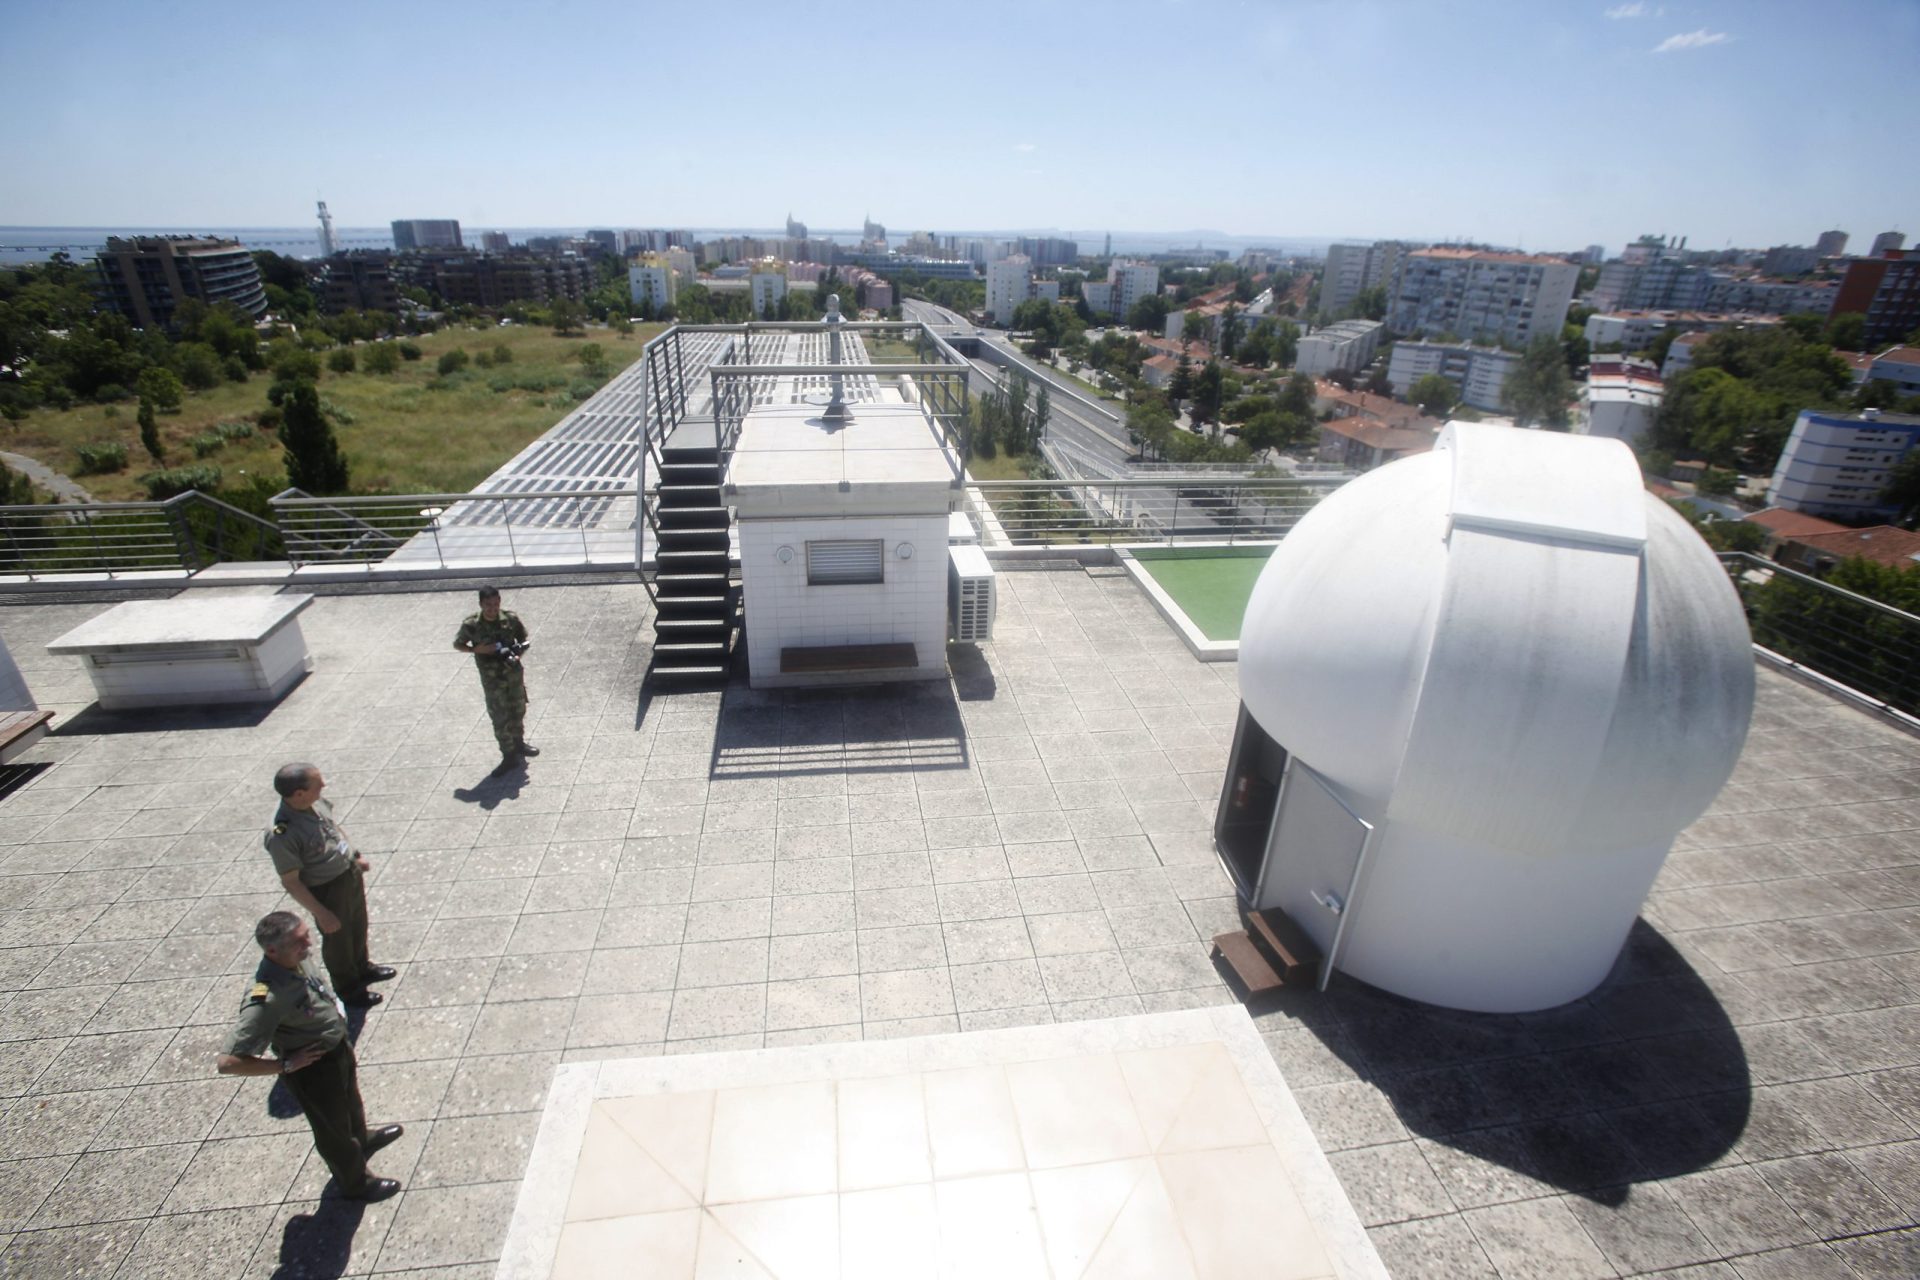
[0,567,1915,1278]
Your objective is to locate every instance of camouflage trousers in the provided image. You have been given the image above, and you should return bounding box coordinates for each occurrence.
[481,670,527,755]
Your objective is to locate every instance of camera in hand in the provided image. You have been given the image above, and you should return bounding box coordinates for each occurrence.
[495,637,530,666]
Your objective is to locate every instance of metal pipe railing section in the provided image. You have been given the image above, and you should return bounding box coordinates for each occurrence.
[1718,551,1920,716]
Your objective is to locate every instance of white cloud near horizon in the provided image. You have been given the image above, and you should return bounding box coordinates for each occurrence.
[1654,28,1732,52]
[1013,142,1038,153]
[1604,3,1660,18]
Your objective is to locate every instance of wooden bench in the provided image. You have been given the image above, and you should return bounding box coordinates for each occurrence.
[780,642,918,675]
[0,709,55,766]
[1212,907,1323,998]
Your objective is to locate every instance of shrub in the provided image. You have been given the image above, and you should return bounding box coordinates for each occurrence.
[73,442,128,474]
[140,464,222,500]
[437,349,470,376]
[256,405,283,431]
[136,366,184,412]
[567,378,599,402]
[327,348,357,374]
[362,343,401,375]
[101,404,120,420]
[189,433,225,458]
[473,347,496,369]
[215,420,256,440]
[223,356,250,383]
[95,383,131,404]
[397,341,423,361]
[492,342,512,364]
[319,398,355,426]
[272,347,322,383]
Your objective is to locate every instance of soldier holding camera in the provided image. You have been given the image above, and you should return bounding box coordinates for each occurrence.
[454,585,537,777]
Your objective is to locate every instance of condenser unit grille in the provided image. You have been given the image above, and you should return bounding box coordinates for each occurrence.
[948,546,996,642]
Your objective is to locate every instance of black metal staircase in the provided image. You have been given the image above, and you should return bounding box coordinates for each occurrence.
[648,423,737,681]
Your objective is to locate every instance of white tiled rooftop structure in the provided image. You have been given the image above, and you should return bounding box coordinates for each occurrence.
[0,568,1915,1278]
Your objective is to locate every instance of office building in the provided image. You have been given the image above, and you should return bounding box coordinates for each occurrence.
[1815,229,1850,258]
[1295,319,1385,377]
[985,255,1032,326]
[1388,248,1577,349]
[1831,251,1920,348]
[1768,408,1920,522]
[1386,340,1523,411]
[319,253,400,313]
[94,235,268,329]
[628,256,677,312]
[1322,241,1408,315]
[1871,231,1907,258]
[391,219,463,251]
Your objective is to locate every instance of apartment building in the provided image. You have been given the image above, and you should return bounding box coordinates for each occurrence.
[1387,248,1577,348]
[985,255,1033,326]
[1585,310,1777,353]
[1768,408,1920,523]
[403,253,592,307]
[1865,346,1920,398]
[1322,241,1408,314]
[1110,260,1161,320]
[627,256,677,312]
[391,219,463,251]
[1295,319,1385,376]
[749,261,787,317]
[1386,341,1523,411]
[1580,360,1663,446]
[319,253,400,313]
[94,235,268,329]
[1831,251,1920,348]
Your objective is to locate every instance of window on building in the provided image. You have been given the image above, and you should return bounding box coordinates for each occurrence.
[806,539,884,586]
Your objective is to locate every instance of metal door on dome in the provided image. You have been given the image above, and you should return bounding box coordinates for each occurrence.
[1214,707,1287,899]
[1254,757,1374,992]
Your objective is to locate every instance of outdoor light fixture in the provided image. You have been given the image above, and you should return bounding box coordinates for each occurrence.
[896,543,914,560]
[776,545,794,564]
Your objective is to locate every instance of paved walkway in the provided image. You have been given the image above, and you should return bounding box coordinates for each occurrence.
[0,572,1914,1278]
[1,450,95,504]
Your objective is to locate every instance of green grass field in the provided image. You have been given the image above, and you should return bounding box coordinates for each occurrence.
[5,323,664,500]
[1131,544,1275,641]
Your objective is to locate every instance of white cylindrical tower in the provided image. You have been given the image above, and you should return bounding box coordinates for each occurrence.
[1235,423,1753,1012]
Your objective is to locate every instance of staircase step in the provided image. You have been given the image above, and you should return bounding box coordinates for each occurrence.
[659,488,723,508]
[657,530,730,550]
[651,664,729,680]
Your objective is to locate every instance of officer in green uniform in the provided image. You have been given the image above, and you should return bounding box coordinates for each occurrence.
[453,585,538,778]
[264,762,394,1007]
[217,911,403,1201]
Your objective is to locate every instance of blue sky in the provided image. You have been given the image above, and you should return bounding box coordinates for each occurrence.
[3,0,1913,252]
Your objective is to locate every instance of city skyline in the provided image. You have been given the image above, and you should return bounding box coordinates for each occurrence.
[2,0,1915,252]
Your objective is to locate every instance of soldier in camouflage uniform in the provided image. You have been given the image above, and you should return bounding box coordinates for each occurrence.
[217,911,403,1201]
[454,585,537,777]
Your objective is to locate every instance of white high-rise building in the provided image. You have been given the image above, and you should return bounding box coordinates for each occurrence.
[1295,320,1385,376]
[1386,341,1525,411]
[749,262,787,317]
[316,201,335,257]
[1388,248,1578,349]
[986,254,1032,326]
[665,247,697,287]
[1322,241,1407,315]
[628,256,677,312]
[1110,260,1160,322]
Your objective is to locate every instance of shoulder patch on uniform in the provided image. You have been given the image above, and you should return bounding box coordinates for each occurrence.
[247,982,270,1004]
[272,824,287,836]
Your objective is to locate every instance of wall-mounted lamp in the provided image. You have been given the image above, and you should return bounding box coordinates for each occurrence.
[776,545,794,564]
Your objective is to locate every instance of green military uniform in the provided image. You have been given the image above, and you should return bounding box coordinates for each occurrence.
[455,609,530,756]
[226,955,373,1196]
[265,798,372,998]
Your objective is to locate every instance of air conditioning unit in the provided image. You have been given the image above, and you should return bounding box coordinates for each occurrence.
[948,544,996,642]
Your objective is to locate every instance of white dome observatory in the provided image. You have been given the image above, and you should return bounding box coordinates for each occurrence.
[1222,422,1753,1012]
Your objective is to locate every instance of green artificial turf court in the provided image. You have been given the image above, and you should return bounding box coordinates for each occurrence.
[1129,544,1276,642]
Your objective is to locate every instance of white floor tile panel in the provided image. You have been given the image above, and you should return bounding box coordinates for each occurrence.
[496,1007,1387,1280]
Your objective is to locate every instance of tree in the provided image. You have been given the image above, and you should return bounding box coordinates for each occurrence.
[1501,335,1575,429]
[1277,372,1317,420]
[1882,449,1920,529]
[1004,375,1032,455]
[437,349,470,376]
[1033,384,1051,448]
[174,342,223,391]
[1126,293,1171,333]
[1651,367,1769,469]
[1825,311,1868,353]
[1191,361,1226,432]
[327,347,356,375]
[136,366,183,413]
[1238,409,1315,454]
[1168,354,1194,403]
[362,343,400,375]
[138,399,163,461]
[1218,306,1245,359]
[550,298,585,335]
[279,380,350,494]
[1126,398,1175,460]
[1697,467,1738,497]
[610,313,634,339]
[1181,311,1208,348]
[576,344,608,377]
[1408,373,1458,417]
[1350,285,1388,322]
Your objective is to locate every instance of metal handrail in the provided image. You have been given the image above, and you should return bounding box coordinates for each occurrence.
[1718,551,1920,716]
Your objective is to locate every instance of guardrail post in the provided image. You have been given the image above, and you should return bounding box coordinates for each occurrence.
[163,494,202,572]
